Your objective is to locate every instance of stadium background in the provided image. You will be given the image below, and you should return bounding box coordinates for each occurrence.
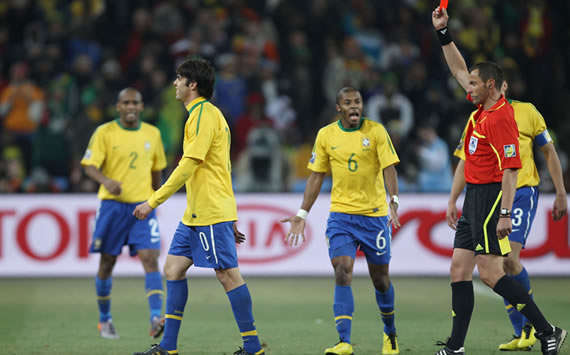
[1,1,569,354]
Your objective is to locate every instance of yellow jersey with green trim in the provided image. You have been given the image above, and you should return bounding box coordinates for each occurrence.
[454,100,552,188]
[308,118,400,216]
[181,97,237,226]
[81,119,167,203]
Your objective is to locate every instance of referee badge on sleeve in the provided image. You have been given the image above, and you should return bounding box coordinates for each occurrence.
[504,144,516,158]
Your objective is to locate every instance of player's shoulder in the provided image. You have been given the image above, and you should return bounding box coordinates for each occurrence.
[94,120,118,135]
[140,122,161,135]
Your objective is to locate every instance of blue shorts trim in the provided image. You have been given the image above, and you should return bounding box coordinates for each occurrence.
[168,221,238,269]
[510,186,539,247]
[325,212,391,265]
[90,200,161,256]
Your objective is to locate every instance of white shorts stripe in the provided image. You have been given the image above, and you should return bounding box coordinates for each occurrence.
[210,225,218,265]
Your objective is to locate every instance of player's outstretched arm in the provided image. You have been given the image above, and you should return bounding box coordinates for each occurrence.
[280,171,325,246]
[83,164,122,195]
[432,7,471,92]
[447,159,466,230]
[497,168,518,239]
[133,156,200,220]
[383,164,401,229]
[540,142,568,220]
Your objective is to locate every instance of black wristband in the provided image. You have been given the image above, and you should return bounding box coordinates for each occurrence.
[436,26,452,45]
[499,214,511,218]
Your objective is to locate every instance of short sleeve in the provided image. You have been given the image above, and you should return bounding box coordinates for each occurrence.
[80,127,106,168]
[153,130,167,171]
[454,116,472,160]
[376,124,399,168]
[528,104,552,147]
[307,128,330,172]
[184,103,215,161]
[488,115,521,170]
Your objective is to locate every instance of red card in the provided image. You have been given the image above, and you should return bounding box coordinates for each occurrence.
[440,0,448,9]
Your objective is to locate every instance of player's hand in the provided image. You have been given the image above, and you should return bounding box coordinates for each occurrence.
[446,202,458,230]
[432,6,449,30]
[496,217,512,239]
[552,194,568,221]
[389,201,401,229]
[233,222,246,244]
[279,216,306,247]
[103,178,122,195]
[133,201,154,220]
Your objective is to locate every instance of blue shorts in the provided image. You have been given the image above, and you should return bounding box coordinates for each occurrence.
[168,221,238,269]
[90,200,161,256]
[510,186,539,247]
[326,212,392,265]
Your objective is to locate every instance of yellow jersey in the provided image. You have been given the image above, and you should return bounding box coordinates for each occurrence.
[308,119,399,216]
[81,119,167,203]
[181,97,237,226]
[454,100,552,188]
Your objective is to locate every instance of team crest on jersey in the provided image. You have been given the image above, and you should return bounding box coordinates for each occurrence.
[144,141,151,151]
[362,137,370,147]
[309,152,316,164]
[504,144,516,158]
[83,149,92,159]
[468,136,478,154]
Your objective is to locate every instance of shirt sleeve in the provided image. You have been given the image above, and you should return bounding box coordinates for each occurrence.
[488,114,522,170]
[307,128,330,172]
[184,103,215,161]
[454,116,473,160]
[152,130,167,171]
[80,126,106,169]
[528,103,552,147]
[376,124,400,168]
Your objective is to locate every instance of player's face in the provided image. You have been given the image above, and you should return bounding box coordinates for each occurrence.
[174,74,191,101]
[467,69,490,105]
[116,91,143,125]
[336,91,363,128]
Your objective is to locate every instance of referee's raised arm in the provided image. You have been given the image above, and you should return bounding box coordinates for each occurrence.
[432,7,470,92]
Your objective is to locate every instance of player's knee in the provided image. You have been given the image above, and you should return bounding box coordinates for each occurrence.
[139,255,159,272]
[334,264,353,286]
[163,261,185,280]
[98,254,117,278]
[478,267,501,288]
[372,275,390,292]
[502,256,521,275]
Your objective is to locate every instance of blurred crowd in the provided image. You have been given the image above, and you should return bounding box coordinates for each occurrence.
[1,0,569,193]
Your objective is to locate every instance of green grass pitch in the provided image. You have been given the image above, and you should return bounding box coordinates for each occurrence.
[1,277,569,354]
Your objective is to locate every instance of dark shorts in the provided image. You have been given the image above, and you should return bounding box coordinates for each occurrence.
[454,183,511,256]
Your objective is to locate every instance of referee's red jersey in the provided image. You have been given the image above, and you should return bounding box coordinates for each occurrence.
[463,96,522,184]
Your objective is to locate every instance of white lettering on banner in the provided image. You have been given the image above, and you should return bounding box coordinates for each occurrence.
[0,194,569,276]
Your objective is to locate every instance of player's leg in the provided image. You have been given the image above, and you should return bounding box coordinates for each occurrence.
[135,222,194,355]
[499,186,538,350]
[476,210,565,355]
[91,200,129,339]
[359,214,398,354]
[192,221,263,355]
[138,248,165,338]
[129,207,165,338]
[324,213,357,355]
[96,253,119,339]
[216,267,264,355]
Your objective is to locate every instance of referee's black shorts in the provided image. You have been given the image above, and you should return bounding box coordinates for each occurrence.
[454,182,512,256]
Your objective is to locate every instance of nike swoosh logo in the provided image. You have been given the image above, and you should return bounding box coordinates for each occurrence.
[511,229,519,232]
[150,238,160,243]
[376,251,386,256]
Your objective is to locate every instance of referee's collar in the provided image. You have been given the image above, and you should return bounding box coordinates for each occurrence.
[484,95,507,112]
